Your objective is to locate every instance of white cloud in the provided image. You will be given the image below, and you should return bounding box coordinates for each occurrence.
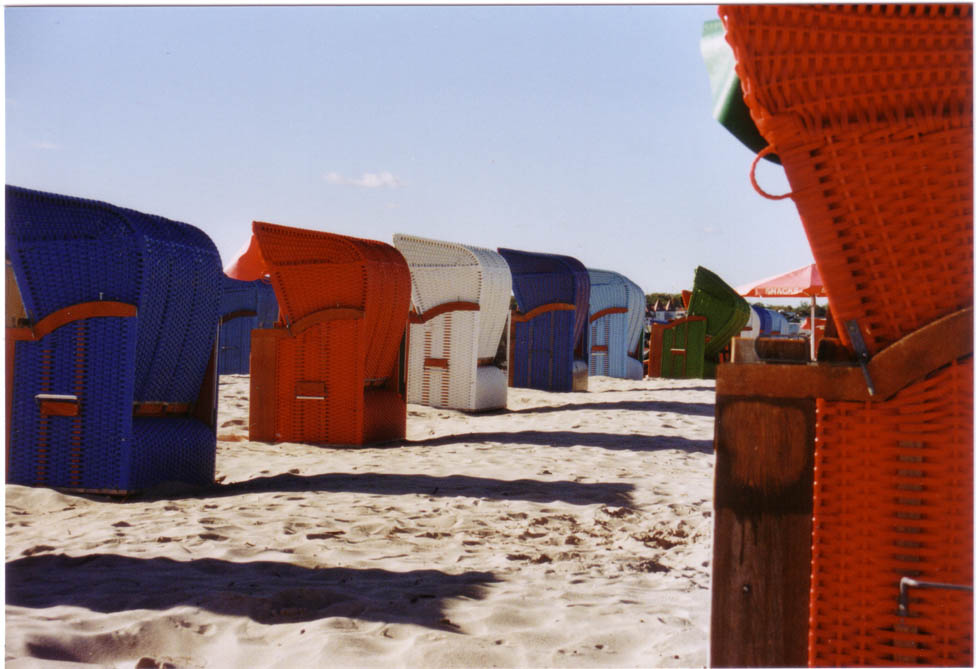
[325,171,402,189]
[32,141,61,151]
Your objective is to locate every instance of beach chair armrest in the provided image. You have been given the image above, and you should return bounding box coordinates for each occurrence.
[7,301,137,342]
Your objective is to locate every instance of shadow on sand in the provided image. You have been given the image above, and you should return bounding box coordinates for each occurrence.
[7,553,498,632]
[141,471,635,507]
[506,399,714,417]
[409,430,712,454]
[588,384,716,394]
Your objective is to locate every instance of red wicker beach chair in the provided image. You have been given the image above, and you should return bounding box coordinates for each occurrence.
[242,222,411,445]
[720,5,973,665]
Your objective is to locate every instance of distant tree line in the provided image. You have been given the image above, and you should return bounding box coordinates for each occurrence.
[645,293,684,309]
[644,294,827,319]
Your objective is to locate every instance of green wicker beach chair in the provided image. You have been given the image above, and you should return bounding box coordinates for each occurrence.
[686,266,751,377]
[654,317,707,379]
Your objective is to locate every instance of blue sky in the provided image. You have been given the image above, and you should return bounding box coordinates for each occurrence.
[5,5,815,296]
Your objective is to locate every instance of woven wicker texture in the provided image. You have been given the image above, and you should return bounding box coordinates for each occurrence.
[586,269,646,379]
[647,317,706,379]
[393,233,512,411]
[248,222,410,444]
[720,4,974,355]
[5,185,220,492]
[498,248,590,392]
[686,265,752,363]
[810,359,973,666]
[217,275,278,375]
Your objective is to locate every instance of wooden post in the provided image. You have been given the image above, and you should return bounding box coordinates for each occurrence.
[710,365,816,667]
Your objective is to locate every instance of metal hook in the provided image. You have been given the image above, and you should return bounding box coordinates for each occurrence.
[899,576,973,615]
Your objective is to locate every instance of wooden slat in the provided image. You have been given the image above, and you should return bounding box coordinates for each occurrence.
[6,262,27,328]
[39,399,80,417]
[290,307,363,336]
[8,301,137,342]
[192,336,219,429]
[511,302,575,323]
[133,402,191,417]
[249,330,279,442]
[711,394,816,667]
[753,337,809,362]
[717,307,973,401]
[220,309,257,324]
[589,306,628,323]
[409,301,479,324]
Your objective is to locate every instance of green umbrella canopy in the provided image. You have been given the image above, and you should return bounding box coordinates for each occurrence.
[700,19,780,165]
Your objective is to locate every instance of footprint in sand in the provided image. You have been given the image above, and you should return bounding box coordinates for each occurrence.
[21,545,56,557]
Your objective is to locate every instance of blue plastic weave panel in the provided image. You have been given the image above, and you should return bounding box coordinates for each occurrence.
[218,276,278,374]
[498,247,590,348]
[5,189,139,321]
[130,417,216,489]
[8,319,137,489]
[510,310,576,391]
[565,257,590,353]
[218,316,256,374]
[219,275,277,320]
[498,248,579,309]
[755,307,773,334]
[6,185,220,492]
[499,247,589,391]
[132,223,221,402]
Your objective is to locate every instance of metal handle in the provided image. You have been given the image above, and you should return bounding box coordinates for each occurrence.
[844,320,876,396]
[899,576,973,615]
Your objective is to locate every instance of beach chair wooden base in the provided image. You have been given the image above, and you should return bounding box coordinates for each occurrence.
[711,308,973,667]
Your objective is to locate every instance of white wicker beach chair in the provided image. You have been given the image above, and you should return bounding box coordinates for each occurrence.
[587,269,646,380]
[739,305,761,339]
[393,234,512,411]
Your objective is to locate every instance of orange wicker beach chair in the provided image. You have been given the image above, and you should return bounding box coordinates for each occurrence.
[720,5,973,665]
[233,222,411,445]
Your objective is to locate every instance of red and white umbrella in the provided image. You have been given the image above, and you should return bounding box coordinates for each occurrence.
[736,263,826,299]
[737,263,827,359]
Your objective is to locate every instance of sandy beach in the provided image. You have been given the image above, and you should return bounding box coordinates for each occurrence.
[6,375,715,669]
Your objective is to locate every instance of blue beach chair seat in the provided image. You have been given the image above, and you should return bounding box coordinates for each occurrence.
[498,248,590,392]
[5,185,221,493]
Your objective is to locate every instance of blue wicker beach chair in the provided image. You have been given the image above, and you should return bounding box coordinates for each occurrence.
[498,248,590,392]
[753,306,773,335]
[217,275,278,375]
[586,269,646,379]
[5,185,221,494]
